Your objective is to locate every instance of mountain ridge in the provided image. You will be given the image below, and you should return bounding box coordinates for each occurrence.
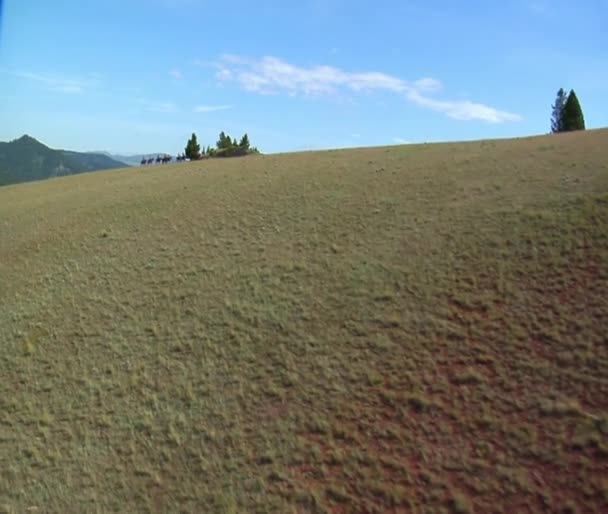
[0,135,129,187]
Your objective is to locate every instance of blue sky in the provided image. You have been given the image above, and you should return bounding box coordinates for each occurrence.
[0,0,606,155]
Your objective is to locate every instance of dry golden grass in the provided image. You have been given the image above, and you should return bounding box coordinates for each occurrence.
[1,129,607,513]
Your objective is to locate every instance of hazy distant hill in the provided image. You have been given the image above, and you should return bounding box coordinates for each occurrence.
[87,151,169,166]
[0,135,128,187]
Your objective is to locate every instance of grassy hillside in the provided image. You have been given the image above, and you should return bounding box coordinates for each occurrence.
[1,130,607,513]
[0,135,128,187]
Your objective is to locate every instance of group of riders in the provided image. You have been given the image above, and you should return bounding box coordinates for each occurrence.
[140,154,187,165]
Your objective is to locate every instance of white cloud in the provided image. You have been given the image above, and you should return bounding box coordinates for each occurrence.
[406,90,521,123]
[392,138,412,144]
[350,133,361,138]
[216,68,233,81]
[213,55,522,123]
[170,69,183,80]
[2,69,99,93]
[413,77,443,93]
[215,55,407,96]
[193,104,233,113]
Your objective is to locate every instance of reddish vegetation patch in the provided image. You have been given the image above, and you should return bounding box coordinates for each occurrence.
[268,248,608,513]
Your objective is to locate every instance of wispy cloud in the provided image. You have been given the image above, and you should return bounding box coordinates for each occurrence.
[136,98,178,113]
[406,90,521,123]
[413,77,442,93]
[193,104,233,113]
[392,137,412,144]
[2,69,100,93]
[213,55,522,123]
[170,69,183,80]
[152,102,177,113]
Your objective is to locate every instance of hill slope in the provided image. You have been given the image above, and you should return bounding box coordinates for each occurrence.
[1,130,607,513]
[0,135,128,186]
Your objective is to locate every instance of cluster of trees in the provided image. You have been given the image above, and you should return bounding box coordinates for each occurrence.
[184,132,260,160]
[551,89,585,133]
[137,132,259,167]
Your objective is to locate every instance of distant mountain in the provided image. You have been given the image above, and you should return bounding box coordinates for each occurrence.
[87,151,171,166]
[0,135,129,187]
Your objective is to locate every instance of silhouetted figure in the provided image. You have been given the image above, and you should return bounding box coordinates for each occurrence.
[155,155,162,164]
[146,157,154,165]
[140,157,147,166]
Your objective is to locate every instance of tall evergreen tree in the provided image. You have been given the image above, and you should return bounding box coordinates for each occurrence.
[551,88,568,133]
[217,131,228,150]
[185,133,201,160]
[239,133,250,150]
[562,90,586,132]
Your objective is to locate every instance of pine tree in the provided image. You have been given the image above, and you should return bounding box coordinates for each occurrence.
[561,90,585,132]
[551,88,567,133]
[239,133,250,150]
[217,131,228,150]
[185,133,201,160]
